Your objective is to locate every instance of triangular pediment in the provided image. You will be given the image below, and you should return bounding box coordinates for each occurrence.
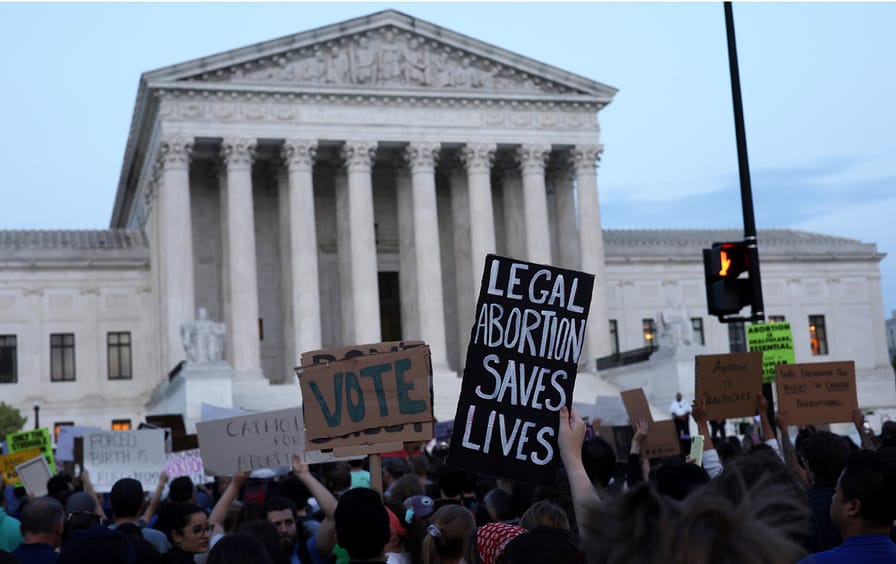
[143,10,617,100]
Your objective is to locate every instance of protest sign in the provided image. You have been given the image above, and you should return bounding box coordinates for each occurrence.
[747,322,796,383]
[200,402,254,422]
[165,449,211,485]
[594,395,630,426]
[695,352,762,420]
[56,426,101,462]
[83,430,166,492]
[16,455,52,497]
[597,425,634,463]
[298,341,434,455]
[775,361,858,426]
[197,407,306,475]
[6,429,55,474]
[619,388,680,459]
[0,447,42,485]
[448,255,595,485]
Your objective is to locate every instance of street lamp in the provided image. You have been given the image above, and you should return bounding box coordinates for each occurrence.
[33,401,40,430]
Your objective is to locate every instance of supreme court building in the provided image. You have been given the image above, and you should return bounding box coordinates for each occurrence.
[1,11,894,432]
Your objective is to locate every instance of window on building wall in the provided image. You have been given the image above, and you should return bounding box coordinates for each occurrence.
[769,315,786,322]
[728,322,747,353]
[642,319,657,349]
[691,318,705,346]
[111,419,132,431]
[50,333,76,382]
[809,315,829,355]
[54,422,74,442]
[107,332,132,380]
[609,320,619,355]
[0,335,16,383]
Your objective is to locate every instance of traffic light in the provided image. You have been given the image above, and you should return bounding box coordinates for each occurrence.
[703,241,753,319]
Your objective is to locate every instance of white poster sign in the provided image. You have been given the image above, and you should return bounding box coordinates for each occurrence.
[56,426,102,462]
[83,430,166,492]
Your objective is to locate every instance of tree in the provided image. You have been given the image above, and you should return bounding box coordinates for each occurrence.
[0,402,27,437]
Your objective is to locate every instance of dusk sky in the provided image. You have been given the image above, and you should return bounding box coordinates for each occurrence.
[1,2,893,314]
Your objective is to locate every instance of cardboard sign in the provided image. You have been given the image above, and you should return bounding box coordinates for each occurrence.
[298,342,434,455]
[300,346,433,440]
[594,395,630,426]
[775,361,858,426]
[695,352,763,420]
[83,430,166,492]
[747,322,796,383]
[300,340,426,368]
[16,455,52,497]
[448,255,595,485]
[641,420,681,460]
[196,407,306,475]
[0,447,42,485]
[621,389,654,424]
[165,449,212,485]
[6,429,56,474]
[56,426,101,462]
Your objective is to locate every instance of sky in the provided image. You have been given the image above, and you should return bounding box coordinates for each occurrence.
[0,2,894,315]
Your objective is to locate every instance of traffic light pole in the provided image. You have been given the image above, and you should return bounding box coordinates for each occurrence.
[724,2,774,421]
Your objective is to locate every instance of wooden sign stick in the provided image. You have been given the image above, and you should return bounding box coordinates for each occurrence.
[369,453,383,495]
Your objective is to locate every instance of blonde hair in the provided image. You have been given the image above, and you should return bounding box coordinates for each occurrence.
[519,500,570,531]
[422,505,475,564]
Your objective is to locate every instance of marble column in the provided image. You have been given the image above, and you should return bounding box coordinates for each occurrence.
[339,141,381,345]
[517,144,552,264]
[449,165,473,371]
[405,142,448,366]
[551,159,580,270]
[573,144,611,368]
[156,135,195,372]
[282,140,322,362]
[461,143,497,285]
[221,137,262,375]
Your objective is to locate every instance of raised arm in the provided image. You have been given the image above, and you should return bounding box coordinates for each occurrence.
[852,408,877,451]
[626,419,649,488]
[208,471,249,529]
[776,410,809,487]
[141,471,168,524]
[559,406,599,535]
[692,398,722,478]
[79,469,107,520]
[291,454,338,519]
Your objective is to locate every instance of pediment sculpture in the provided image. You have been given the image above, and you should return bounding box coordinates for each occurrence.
[183,27,580,96]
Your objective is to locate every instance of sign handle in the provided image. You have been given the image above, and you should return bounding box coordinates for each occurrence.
[369,454,383,495]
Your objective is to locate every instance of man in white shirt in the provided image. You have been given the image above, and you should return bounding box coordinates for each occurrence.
[670,392,691,441]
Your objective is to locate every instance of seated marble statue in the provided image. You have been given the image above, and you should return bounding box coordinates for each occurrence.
[656,305,694,348]
[181,307,226,364]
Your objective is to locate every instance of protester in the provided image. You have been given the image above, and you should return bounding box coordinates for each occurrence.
[798,449,896,563]
[800,431,848,552]
[11,496,65,564]
[0,483,23,552]
[518,500,569,531]
[333,488,390,563]
[109,478,170,554]
[206,532,274,564]
[58,525,136,564]
[421,505,475,564]
[154,502,210,563]
[466,522,526,564]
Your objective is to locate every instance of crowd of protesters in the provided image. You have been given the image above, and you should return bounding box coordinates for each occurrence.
[1,395,895,564]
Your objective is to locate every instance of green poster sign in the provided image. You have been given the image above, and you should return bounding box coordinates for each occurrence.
[747,322,796,383]
[6,428,56,475]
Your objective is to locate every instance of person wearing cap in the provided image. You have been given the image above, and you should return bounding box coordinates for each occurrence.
[470,522,527,564]
[382,502,410,564]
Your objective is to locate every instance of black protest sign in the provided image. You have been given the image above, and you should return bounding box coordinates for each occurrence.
[448,254,594,485]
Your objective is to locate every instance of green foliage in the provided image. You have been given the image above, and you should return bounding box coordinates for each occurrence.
[0,402,27,437]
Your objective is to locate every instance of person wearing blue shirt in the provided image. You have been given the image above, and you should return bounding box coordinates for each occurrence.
[798,449,896,564]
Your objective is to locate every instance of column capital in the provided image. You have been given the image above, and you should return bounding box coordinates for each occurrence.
[460,143,497,174]
[516,144,551,175]
[571,144,604,174]
[404,142,441,173]
[282,139,318,173]
[221,137,257,171]
[157,135,193,170]
[341,141,378,173]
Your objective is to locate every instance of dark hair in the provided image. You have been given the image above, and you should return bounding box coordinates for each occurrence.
[324,462,352,492]
[276,475,311,511]
[334,488,390,560]
[437,466,468,498]
[58,525,137,564]
[207,533,274,564]
[653,462,709,501]
[383,458,409,481]
[387,475,425,504]
[111,478,145,519]
[838,449,896,527]
[484,488,514,522]
[411,455,430,477]
[48,474,73,499]
[519,500,569,531]
[581,437,616,488]
[260,496,297,520]
[154,502,205,544]
[20,496,65,535]
[802,431,848,485]
[168,477,195,503]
